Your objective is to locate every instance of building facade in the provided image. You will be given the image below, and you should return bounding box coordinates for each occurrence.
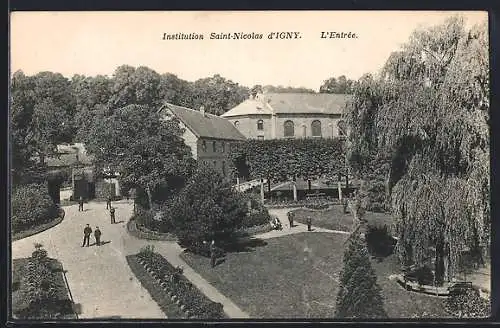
[160,103,247,179]
[221,93,351,140]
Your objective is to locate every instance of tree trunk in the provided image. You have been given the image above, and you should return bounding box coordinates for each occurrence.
[435,240,445,286]
[146,185,153,210]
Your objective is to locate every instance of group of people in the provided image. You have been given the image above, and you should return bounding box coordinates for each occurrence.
[270,212,313,231]
[80,195,118,248]
[82,224,102,247]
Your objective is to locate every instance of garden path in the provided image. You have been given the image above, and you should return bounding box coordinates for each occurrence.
[11,200,166,319]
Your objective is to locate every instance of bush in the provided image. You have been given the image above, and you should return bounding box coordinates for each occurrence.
[169,167,247,248]
[12,184,58,233]
[132,207,158,231]
[445,288,490,318]
[242,210,271,229]
[335,232,387,319]
[365,225,396,258]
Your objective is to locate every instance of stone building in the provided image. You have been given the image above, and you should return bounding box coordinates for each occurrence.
[160,103,247,179]
[221,93,351,139]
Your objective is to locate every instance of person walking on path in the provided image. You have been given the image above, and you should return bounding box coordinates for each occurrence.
[288,211,294,228]
[210,240,217,268]
[82,224,92,247]
[94,226,102,246]
[306,216,312,232]
[78,196,84,212]
[106,196,112,210]
[110,207,116,224]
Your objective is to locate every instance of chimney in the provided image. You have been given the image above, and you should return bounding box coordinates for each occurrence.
[200,106,206,116]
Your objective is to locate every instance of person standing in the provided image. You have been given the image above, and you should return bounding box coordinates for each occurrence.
[78,196,84,212]
[307,216,312,232]
[82,224,92,247]
[106,196,112,210]
[110,207,116,224]
[210,240,217,268]
[288,211,294,228]
[94,226,102,246]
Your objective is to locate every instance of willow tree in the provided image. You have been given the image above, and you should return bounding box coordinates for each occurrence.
[345,16,489,285]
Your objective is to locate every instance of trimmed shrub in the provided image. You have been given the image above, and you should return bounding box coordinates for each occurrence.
[12,184,58,233]
[445,288,490,318]
[365,224,397,258]
[169,167,247,249]
[132,207,158,231]
[335,232,387,319]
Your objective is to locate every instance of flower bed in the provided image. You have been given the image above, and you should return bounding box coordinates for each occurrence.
[134,246,225,319]
[265,199,338,210]
[127,219,177,242]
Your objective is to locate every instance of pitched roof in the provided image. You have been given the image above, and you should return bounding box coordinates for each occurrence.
[46,143,94,167]
[162,103,246,141]
[222,93,352,117]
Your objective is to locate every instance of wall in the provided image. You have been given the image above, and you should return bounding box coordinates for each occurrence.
[225,115,273,140]
[274,114,342,139]
[197,137,241,180]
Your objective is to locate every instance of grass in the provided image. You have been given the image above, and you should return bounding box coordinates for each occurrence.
[125,254,186,319]
[12,257,77,319]
[292,205,394,234]
[12,216,63,242]
[181,232,449,319]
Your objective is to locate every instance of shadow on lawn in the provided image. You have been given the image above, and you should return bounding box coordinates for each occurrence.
[220,237,268,253]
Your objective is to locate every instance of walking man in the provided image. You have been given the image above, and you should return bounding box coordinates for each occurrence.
[210,240,217,268]
[110,207,116,224]
[78,196,84,212]
[288,211,294,228]
[307,216,312,232]
[106,196,112,210]
[94,226,102,246]
[82,224,92,247]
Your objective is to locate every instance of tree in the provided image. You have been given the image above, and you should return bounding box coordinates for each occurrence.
[168,166,247,247]
[320,75,355,94]
[81,104,196,209]
[261,85,316,94]
[345,16,489,284]
[335,232,387,319]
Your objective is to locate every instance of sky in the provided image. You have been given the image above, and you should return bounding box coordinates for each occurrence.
[10,11,487,91]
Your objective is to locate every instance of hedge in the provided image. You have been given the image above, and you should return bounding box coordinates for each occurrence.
[231,138,346,182]
[12,184,59,233]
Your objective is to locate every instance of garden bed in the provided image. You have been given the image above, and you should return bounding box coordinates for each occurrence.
[12,257,77,319]
[125,255,185,318]
[12,216,63,242]
[265,200,338,210]
[127,219,177,242]
[234,223,274,237]
[129,248,225,319]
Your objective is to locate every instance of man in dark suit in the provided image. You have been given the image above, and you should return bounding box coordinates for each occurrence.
[78,196,84,212]
[106,196,112,210]
[94,226,102,246]
[82,224,92,247]
[110,207,116,224]
[307,216,312,231]
[210,240,217,268]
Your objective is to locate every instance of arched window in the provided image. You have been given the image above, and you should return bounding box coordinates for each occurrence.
[311,120,322,137]
[257,120,264,130]
[284,120,294,137]
[234,121,240,127]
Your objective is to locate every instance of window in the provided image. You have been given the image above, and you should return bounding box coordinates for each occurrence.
[203,160,208,166]
[234,121,240,127]
[257,120,264,130]
[202,140,207,152]
[221,142,225,153]
[222,161,226,176]
[284,120,294,137]
[312,120,322,137]
[257,136,264,140]
[212,141,217,152]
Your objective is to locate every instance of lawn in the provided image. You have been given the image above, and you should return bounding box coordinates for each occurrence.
[292,205,395,234]
[12,258,77,319]
[181,232,449,319]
